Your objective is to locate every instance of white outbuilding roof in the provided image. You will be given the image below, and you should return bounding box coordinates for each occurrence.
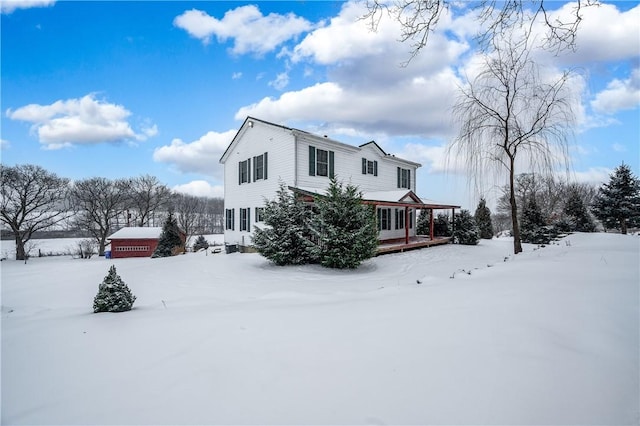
[107,227,163,240]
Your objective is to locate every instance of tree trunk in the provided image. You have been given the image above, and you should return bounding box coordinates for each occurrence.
[620,217,627,234]
[509,159,523,254]
[14,235,26,261]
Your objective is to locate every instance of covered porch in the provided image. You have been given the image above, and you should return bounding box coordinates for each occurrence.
[361,191,460,255]
[292,187,460,255]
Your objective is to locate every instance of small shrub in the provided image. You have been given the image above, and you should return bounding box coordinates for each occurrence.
[192,235,210,251]
[93,265,136,313]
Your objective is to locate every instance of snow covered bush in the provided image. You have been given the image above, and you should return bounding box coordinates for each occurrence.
[454,210,480,245]
[433,214,451,237]
[474,198,494,239]
[310,179,378,269]
[93,265,136,313]
[416,209,430,236]
[152,212,184,258]
[252,183,316,266]
[192,235,209,252]
[520,196,552,244]
[562,187,596,232]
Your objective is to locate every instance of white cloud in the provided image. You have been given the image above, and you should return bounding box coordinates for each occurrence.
[232,72,243,80]
[173,6,312,55]
[612,143,627,153]
[172,180,224,198]
[269,72,289,91]
[0,139,10,149]
[1,0,55,14]
[591,68,640,115]
[6,94,154,149]
[549,3,640,65]
[153,129,237,179]
[570,167,613,185]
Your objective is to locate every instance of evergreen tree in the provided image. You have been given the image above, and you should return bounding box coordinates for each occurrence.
[192,235,209,251]
[252,183,316,266]
[433,213,451,237]
[520,196,550,244]
[453,210,480,245]
[416,209,431,236]
[592,163,640,234]
[311,179,378,269]
[563,186,596,232]
[474,198,494,239]
[93,265,136,313]
[152,211,184,258]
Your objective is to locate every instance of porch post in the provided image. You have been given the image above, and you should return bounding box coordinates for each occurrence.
[451,208,455,238]
[429,208,434,241]
[405,206,409,244]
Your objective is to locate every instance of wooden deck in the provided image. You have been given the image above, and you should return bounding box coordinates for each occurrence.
[376,236,452,255]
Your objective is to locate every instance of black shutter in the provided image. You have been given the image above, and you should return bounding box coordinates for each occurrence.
[374,161,378,176]
[408,169,411,190]
[252,157,257,182]
[247,158,251,183]
[309,146,316,176]
[362,158,367,174]
[329,151,335,179]
[377,208,381,231]
[397,167,401,188]
[238,162,242,185]
[247,207,251,230]
[232,208,235,230]
[264,152,268,180]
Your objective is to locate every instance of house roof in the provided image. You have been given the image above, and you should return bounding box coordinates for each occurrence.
[107,227,163,240]
[219,116,421,167]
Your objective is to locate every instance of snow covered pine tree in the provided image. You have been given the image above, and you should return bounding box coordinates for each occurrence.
[592,163,640,234]
[93,265,136,313]
[311,179,378,269]
[152,211,184,258]
[453,210,480,245]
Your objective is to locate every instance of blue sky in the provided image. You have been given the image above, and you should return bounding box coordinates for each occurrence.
[1,0,638,209]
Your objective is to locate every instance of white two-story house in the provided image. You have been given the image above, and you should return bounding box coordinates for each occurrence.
[219,117,459,252]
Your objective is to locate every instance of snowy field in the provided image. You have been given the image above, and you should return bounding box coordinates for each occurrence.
[1,233,638,425]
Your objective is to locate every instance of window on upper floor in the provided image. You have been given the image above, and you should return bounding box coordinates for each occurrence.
[253,152,268,181]
[309,146,335,178]
[239,159,251,184]
[361,158,378,176]
[397,167,411,189]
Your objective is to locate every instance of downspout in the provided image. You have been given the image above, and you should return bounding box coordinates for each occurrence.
[293,131,298,188]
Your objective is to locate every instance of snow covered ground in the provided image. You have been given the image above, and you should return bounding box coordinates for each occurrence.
[1,233,638,425]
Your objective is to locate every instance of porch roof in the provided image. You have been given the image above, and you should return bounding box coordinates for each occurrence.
[290,187,460,210]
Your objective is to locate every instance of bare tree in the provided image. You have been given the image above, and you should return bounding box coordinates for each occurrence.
[364,0,598,61]
[450,33,575,254]
[172,193,206,245]
[128,175,172,226]
[70,177,131,256]
[0,164,71,260]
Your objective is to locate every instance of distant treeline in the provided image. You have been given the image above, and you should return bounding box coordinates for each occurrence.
[1,164,224,259]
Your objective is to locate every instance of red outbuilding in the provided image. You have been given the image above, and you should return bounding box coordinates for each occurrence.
[107,227,164,258]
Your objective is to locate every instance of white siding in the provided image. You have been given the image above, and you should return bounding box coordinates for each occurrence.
[222,120,296,245]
